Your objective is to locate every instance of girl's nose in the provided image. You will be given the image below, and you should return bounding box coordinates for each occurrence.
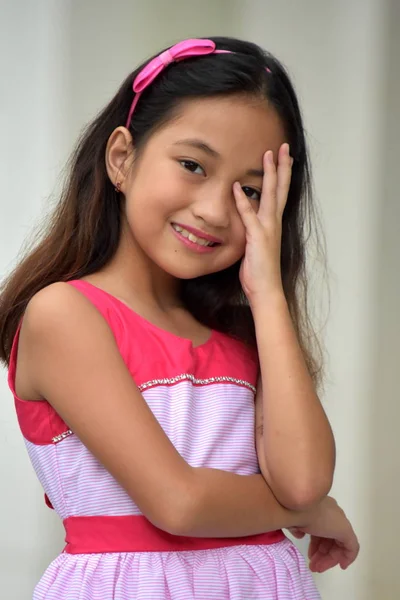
[191,184,232,229]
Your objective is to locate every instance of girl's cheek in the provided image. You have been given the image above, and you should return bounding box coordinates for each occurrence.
[230,219,247,257]
[233,214,247,240]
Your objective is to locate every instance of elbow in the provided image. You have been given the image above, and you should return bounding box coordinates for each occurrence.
[160,497,196,537]
[260,461,334,511]
[279,476,333,511]
[150,472,199,536]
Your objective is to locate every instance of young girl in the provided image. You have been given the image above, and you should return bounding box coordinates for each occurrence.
[0,36,358,599]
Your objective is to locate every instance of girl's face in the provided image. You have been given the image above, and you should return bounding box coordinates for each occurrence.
[118,95,286,280]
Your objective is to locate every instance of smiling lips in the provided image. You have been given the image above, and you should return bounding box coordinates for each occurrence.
[171,222,222,253]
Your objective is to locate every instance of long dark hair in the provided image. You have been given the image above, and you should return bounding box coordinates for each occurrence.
[0,36,327,388]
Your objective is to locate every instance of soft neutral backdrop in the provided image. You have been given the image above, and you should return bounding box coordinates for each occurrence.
[1,1,398,598]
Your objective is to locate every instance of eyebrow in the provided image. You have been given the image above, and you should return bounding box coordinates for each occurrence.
[172,138,264,177]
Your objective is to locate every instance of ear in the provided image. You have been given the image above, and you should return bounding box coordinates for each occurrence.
[105,127,135,193]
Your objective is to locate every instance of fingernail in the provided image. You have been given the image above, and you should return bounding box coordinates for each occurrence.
[267,151,274,164]
[233,181,241,192]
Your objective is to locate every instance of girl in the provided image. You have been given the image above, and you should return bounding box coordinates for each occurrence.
[0,37,358,599]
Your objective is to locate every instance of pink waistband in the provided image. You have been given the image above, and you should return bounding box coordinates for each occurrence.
[63,515,285,554]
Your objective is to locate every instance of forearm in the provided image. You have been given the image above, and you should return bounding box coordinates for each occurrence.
[253,292,335,508]
[174,467,312,537]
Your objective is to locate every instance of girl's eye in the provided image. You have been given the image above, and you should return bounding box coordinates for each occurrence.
[242,186,261,201]
[180,160,205,175]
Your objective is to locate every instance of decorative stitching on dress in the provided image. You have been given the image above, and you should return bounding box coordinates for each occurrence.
[139,374,256,393]
[52,429,73,444]
[50,378,256,441]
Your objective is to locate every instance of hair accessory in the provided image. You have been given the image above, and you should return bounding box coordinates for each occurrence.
[125,39,231,128]
[125,39,273,129]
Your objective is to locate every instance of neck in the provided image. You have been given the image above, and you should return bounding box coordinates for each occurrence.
[93,218,182,311]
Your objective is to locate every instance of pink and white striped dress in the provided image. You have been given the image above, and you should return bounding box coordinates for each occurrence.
[8,279,320,599]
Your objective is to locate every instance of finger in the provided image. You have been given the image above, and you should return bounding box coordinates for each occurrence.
[292,531,306,539]
[339,543,360,569]
[337,533,360,569]
[287,527,306,539]
[276,143,293,219]
[317,538,335,556]
[340,553,356,570]
[311,554,340,573]
[256,150,278,225]
[310,545,339,573]
[310,557,337,573]
[308,536,321,559]
[309,540,334,568]
[233,181,263,233]
[311,544,344,573]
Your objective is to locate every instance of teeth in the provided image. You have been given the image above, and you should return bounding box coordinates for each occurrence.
[172,224,215,247]
[197,238,212,247]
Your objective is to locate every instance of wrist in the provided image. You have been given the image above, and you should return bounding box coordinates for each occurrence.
[296,496,328,527]
[288,502,320,530]
[249,288,288,316]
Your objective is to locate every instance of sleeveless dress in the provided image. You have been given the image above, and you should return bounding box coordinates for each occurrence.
[8,279,321,600]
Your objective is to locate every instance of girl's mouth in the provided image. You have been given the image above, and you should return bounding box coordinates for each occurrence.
[171,223,221,253]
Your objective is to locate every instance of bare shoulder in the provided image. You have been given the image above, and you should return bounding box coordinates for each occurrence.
[17,282,107,401]
[24,281,105,334]
[18,281,192,532]
[21,280,119,397]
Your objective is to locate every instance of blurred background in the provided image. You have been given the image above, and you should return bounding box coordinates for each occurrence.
[0,0,399,598]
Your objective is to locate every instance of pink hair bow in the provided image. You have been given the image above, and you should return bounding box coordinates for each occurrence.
[125,39,231,128]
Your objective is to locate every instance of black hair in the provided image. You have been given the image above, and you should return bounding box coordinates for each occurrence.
[0,36,326,388]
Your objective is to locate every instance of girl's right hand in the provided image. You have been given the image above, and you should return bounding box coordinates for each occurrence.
[289,496,359,573]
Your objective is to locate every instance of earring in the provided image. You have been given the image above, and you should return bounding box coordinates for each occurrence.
[114,181,122,193]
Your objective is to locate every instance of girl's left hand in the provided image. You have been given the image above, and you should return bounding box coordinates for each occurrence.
[288,527,359,574]
[287,495,360,573]
[233,143,293,305]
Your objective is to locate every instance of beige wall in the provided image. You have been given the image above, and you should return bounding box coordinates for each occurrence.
[368,0,400,596]
[1,1,398,598]
[231,1,399,598]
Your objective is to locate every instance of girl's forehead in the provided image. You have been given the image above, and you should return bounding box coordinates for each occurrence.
[155,95,287,158]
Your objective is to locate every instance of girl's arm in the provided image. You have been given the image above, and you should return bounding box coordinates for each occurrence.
[232,147,335,512]
[253,293,335,511]
[21,282,314,538]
